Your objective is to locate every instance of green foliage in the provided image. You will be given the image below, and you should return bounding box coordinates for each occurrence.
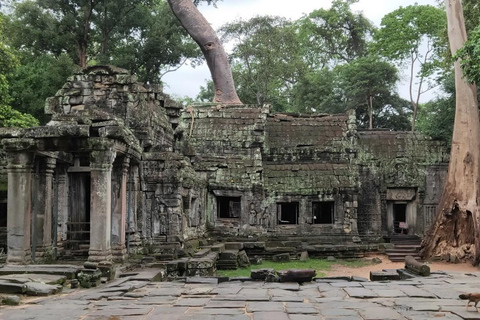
[5,0,200,82]
[102,0,200,83]
[416,73,480,147]
[221,16,304,111]
[0,104,39,128]
[196,80,214,102]
[373,4,446,130]
[336,55,408,129]
[456,25,480,85]
[297,0,375,67]
[8,53,78,124]
[0,13,38,128]
[0,13,18,106]
[463,0,480,36]
[292,68,344,114]
[374,5,446,73]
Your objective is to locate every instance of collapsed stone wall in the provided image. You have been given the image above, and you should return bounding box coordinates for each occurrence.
[177,105,268,235]
[356,130,448,239]
[263,112,359,239]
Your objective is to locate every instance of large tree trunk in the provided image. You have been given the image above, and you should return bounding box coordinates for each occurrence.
[167,0,242,104]
[421,0,480,264]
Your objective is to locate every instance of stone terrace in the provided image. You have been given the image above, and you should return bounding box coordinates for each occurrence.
[1,270,480,319]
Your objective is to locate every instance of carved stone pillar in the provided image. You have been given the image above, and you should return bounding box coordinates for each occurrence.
[56,165,69,242]
[34,157,56,258]
[88,139,116,262]
[111,156,129,262]
[4,139,35,264]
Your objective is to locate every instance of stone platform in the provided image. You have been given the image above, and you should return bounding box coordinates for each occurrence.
[1,270,480,319]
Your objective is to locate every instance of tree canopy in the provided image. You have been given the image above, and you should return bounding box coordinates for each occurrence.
[373,4,446,131]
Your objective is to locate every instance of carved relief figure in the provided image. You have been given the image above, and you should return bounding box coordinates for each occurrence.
[249,203,257,225]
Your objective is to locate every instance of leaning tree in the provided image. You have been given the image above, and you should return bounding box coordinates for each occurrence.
[421,0,480,264]
[167,0,242,104]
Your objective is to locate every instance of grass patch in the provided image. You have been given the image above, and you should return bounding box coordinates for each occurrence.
[216,258,374,278]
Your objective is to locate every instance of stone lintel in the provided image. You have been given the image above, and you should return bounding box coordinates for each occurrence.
[2,138,36,152]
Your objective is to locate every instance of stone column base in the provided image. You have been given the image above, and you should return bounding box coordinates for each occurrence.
[111,244,127,263]
[33,245,54,262]
[7,249,32,264]
[88,249,112,262]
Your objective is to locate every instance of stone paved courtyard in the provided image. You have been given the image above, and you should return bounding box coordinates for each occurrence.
[2,270,480,320]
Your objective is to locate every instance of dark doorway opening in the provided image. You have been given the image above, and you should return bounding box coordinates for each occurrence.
[312,202,334,224]
[393,203,407,234]
[277,202,299,225]
[67,173,91,255]
[0,202,6,253]
[217,196,241,218]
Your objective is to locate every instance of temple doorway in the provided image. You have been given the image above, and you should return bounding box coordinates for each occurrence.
[66,173,91,256]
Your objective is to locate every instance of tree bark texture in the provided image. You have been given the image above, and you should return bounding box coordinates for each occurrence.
[421,0,480,264]
[167,0,242,104]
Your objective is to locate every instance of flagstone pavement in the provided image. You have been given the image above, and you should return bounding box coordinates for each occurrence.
[2,270,480,320]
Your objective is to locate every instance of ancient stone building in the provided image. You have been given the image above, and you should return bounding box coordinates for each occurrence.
[0,66,449,264]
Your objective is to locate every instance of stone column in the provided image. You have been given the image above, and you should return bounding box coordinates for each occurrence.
[34,157,56,259]
[111,156,129,262]
[56,165,69,242]
[5,140,34,264]
[88,140,116,262]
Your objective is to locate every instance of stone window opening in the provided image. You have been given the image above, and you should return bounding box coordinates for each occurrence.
[312,201,334,224]
[277,202,299,225]
[217,196,241,219]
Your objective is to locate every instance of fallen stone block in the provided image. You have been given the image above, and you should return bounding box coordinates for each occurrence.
[219,250,239,260]
[277,269,316,283]
[0,265,80,280]
[251,268,275,280]
[272,253,290,262]
[405,255,430,276]
[370,270,400,281]
[24,282,62,296]
[237,250,250,268]
[1,295,20,305]
[0,280,26,294]
[299,251,308,261]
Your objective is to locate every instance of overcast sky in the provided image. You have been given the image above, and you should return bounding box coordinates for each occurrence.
[162,0,440,101]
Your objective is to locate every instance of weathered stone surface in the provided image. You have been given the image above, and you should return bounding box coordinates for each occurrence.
[344,287,378,298]
[272,253,290,262]
[370,270,400,281]
[251,268,275,281]
[299,251,308,261]
[24,282,62,296]
[0,265,80,279]
[358,306,404,320]
[1,295,20,305]
[0,280,26,294]
[405,256,430,276]
[0,274,66,285]
[237,250,250,268]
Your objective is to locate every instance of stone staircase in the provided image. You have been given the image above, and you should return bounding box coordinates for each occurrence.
[385,235,422,262]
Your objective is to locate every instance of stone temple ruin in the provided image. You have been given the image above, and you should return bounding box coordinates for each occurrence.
[0,66,449,270]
